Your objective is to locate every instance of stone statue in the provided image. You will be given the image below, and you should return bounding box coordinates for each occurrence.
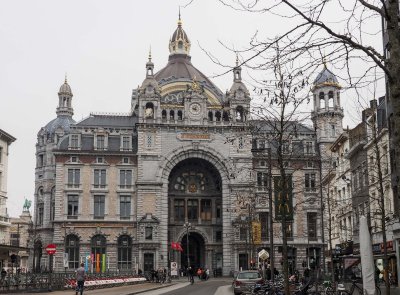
[23,199,32,211]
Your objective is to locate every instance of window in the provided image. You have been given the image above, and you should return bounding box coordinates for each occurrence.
[216,201,222,220]
[306,161,315,168]
[37,203,44,226]
[10,233,20,247]
[258,139,265,149]
[37,154,44,167]
[94,169,106,188]
[285,222,293,238]
[178,110,183,120]
[71,156,78,163]
[70,134,80,149]
[67,195,79,219]
[94,195,105,219]
[215,231,222,242]
[305,142,313,155]
[307,212,318,240]
[282,141,290,154]
[117,235,132,270]
[174,199,185,221]
[121,136,131,151]
[187,199,198,221]
[200,199,212,221]
[147,134,153,148]
[331,125,336,137]
[240,227,248,241]
[96,157,104,164]
[238,137,244,149]
[305,173,316,192]
[145,227,153,240]
[91,235,106,272]
[122,157,129,164]
[0,147,2,163]
[96,135,105,150]
[259,212,269,240]
[119,170,132,189]
[319,92,325,108]
[66,235,80,269]
[257,172,268,191]
[162,110,167,120]
[170,110,175,120]
[67,169,80,188]
[120,196,131,219]
[50,187,55,221]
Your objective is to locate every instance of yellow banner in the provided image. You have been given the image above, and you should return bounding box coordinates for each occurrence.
[252,221,262,245]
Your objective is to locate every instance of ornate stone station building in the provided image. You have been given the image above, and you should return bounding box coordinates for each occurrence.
[32,18,343,275]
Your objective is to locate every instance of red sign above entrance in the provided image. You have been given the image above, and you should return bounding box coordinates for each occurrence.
[45,244,57,255]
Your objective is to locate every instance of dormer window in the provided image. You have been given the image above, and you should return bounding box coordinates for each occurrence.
[69,134,81,150]
[120,135,131,151]
[96,135,105,150]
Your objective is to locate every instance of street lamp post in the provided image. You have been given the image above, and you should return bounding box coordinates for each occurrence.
[183,222,192,269]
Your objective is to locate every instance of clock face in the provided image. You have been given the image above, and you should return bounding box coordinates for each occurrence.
[190,103,201,115]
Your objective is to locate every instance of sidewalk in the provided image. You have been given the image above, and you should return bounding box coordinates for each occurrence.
[8,281,184,295]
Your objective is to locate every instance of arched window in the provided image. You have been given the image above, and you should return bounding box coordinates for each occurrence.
[337,92,340,106]
[91,235,107,273]
[328,91,334,107]
[178,41,183,49]
[223,111,230,122]
[208,111,213,122]
[66,235,80,269]
[236,106,244,122]
[319,92,325,108]
[145,103,154,119]
[117,235,132,270]
[170,110,175,120]
[177,110,183,121]
[215,111,221,122]
[162,110,167,120]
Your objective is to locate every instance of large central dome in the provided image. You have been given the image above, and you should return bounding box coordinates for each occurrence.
[154,18,224,105]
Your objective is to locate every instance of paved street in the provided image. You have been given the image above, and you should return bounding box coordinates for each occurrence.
[9,278,235,295]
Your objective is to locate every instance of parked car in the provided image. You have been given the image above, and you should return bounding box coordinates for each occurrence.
[232,270,264,294]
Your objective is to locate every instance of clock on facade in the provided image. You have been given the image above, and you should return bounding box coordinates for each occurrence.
[189,103,201,115]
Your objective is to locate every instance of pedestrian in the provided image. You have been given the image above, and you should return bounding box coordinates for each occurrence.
[75,263,85,295]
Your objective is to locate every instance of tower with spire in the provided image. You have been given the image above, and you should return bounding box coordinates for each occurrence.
[311,62,344,150]
[226,54,250,122]
[56,76,74,117]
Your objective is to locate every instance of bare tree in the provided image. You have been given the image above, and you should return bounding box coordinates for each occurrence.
[249,43,315,295]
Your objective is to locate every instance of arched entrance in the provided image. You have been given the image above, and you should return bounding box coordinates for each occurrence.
[181,232,205,269]
[168,158,222,270]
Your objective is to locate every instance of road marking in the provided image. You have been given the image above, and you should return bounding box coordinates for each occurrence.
[136,282,190,295]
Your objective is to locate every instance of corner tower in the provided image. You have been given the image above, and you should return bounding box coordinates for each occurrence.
[311,63,343,147]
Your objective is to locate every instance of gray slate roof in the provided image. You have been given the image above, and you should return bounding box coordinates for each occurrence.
[44,116,75,137]
[77,114,137,128]
[313,67,338,85]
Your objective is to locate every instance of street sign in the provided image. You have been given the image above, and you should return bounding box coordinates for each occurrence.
[171,261,178,276]
[63,252,69,268]
[46,244,57,255]
[258,249,269,260]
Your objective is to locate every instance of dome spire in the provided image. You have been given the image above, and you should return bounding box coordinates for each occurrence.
[169,14,191,56]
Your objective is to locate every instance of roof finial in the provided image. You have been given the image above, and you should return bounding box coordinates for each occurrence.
[322,56,327,68]
[235,53,239,67]
[178,7,182,26]
[148,46,152,62]
[65,72,68,84]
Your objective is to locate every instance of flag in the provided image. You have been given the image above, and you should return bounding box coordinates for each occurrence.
[171,242,177,250]
[176,242,183,252]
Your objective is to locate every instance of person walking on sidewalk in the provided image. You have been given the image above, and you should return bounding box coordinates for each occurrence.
[75,263,85,295]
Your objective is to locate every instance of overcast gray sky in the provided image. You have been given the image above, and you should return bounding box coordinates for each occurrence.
[0,0,384,217]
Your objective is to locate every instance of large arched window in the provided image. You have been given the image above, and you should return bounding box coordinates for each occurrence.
[91,235,106,273]
[117,235,132,270]
[66,235,80,269]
